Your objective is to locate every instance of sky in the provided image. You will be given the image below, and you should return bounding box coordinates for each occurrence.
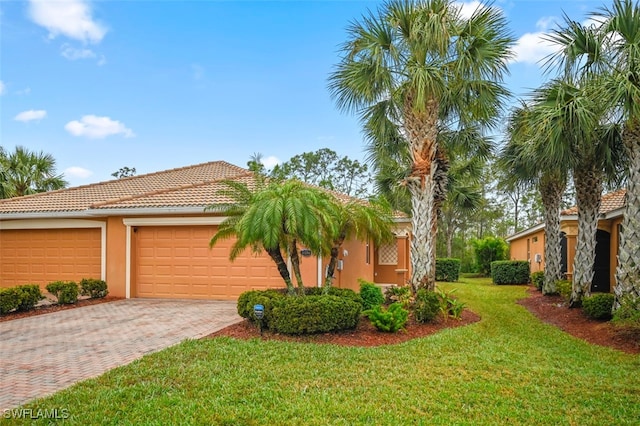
[0,0,608,187]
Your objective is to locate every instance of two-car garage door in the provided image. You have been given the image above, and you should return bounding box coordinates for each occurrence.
[133,226,282,300]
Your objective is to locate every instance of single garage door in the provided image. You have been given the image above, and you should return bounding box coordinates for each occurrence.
[0,228,102,287]
[134,226,282,299]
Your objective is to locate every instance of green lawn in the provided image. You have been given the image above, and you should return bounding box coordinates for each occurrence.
[5,278,639,425]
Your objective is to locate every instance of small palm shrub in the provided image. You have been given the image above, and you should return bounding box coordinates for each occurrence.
[531,271,545,291]
[359,279,384,310]
[413,289,440,323]
[384,285,412,308]
[0,288,21,314]
[582,293,615,320]
[46,281,79,305]
[365,302,408,332]
[80,278,108,298]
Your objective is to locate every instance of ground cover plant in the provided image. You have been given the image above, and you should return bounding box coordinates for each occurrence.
[6,278,639,425]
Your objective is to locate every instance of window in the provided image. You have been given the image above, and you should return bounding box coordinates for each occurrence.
[365,240,370,264]
[378,243,397,265]
[526,238,531,261]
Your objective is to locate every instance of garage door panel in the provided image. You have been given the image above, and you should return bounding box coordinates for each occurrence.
[135,226,284,299]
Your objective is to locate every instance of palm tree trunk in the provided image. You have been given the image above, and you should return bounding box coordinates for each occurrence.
[266,247,295,295]
[570,164,603,307]
[539,173,565,295]
[324,236,345,290]
[289,239,305,294]
[614,121,640,308]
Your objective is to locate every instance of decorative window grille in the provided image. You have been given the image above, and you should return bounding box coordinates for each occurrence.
[378,243,397,265]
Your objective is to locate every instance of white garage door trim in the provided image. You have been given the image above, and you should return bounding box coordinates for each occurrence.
[0,219,107,281]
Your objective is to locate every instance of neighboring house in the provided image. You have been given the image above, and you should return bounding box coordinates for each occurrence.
[506,189,626,293]
[0,161,411,300]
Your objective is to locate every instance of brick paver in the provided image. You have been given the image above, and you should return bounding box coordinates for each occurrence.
[0,299,241,409]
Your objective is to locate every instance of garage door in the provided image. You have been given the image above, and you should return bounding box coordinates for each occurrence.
[134,226,283,299]
[0,228,102,288]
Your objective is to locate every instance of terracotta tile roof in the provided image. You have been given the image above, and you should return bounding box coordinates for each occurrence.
[561,189,626,216]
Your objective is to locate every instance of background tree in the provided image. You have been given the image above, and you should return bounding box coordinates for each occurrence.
[111,166,137,179]
[471,236,509,276]
[329,0,513,291]
[0,146,67,198]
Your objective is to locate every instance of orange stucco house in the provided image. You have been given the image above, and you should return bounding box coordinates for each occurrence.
[0,161,411,300]
[506,189,625,293]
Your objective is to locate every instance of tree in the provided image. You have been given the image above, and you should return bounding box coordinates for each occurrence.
[111,167,137,179]
[471,236,508,276]
[329,0,513,291]
[0,146,67,198]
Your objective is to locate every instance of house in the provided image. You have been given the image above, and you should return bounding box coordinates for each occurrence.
[506,189,626,293]
[0,161,411,300]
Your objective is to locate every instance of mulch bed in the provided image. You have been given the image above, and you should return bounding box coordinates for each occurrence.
[517,286,639,354]
[208,309,481,347]
[0,296,123,322]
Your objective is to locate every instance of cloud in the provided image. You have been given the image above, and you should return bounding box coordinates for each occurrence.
[0,80,5,95]
[456,1,484,19]
[14,109,47,122]
[61,43,96,60]
[64,166,93,179]
[65,115,135,139]
[260,156,280,170]
[510,31,560,65]
[536,16,560,32]
[28,0,107,43]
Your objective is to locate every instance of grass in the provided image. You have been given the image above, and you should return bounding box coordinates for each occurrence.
[4,278,639,425]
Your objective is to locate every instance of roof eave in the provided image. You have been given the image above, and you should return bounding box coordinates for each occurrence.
[603,207,625,220]
[505,223,545,242]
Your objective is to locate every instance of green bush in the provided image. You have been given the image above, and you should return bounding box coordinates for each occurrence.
[0,288,21,314]
[531,271,545,291]
[413,289,440,323]
[269,295,361,334]
[359,279,384,310]
[45,281,79,305]
[436,258,461,282]
[306,286,363,306]
[471,236,509,276]
[491,261,530,285]
[437,288,466,320]
[582,293,615,320]
[612,296,640,340]
[384,285,412,308]
[365,302,408,332]
[80,278,108,298]
[556,279,572,302]
[15,284,44,311]
[236,289,284,326]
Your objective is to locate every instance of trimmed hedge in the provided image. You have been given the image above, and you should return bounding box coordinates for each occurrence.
[491,261,530,285]
[269,295,361,334]
[359,280,384,310]
[531,271,544,291]
[15,284,44,311]
[413,289,440,323]
[0,288,21,314]
[436,258,461,282]
[305,287,363,306]
[80,278,109,298]
[46,281,79,305]
[582,293,615,320]
[237,289,284,327]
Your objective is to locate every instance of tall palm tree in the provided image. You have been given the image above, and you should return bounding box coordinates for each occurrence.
[329,0,513,291]
[595,0,640,305]
[0,146,67,198]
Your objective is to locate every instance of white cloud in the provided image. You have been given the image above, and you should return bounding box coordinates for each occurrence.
[510,32,560,65]
[61,43,96,60]
[0,80,5,95]
[260,156,280,170]
[28,0,107,44]
[64,166,93,179]
[456,1,484,20]
[14,109,47,122]
[65,115,135,139]
[536,16,560,32]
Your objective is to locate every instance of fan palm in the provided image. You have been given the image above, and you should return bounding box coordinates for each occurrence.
[0,146,67,198]
[329,0,513,291]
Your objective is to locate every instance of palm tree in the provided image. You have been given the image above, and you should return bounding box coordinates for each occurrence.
[0,146,67,198]
[209,179,336,295]
[594,0,640,305]
[329,0,513,291]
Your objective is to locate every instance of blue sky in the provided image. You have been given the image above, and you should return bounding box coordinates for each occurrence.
[1,0,605,187]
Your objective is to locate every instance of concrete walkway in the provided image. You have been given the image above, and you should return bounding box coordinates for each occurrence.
[0,299,241,409]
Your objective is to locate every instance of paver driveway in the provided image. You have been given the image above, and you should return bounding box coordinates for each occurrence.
[0,299,241,409]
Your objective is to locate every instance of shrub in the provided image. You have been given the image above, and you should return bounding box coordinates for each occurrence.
[436,258,461,282]
[531,271,545,291]
[384,285,412,308]
[359,279,384,310]
[582,293,615,320]
[437,288,466,320]
[491,261,530,285]
[365,302,408,332]
[80,278,108,298]
[45,281,79,305]
[15,284,44,311]
[0,288,21,314]
[413,289,440,323]
[471,236,509,276]
[556,279,572,302]
[612,296,640,341]
[269,295,361,334]
[236,289,284,326]
[306,286,363,306]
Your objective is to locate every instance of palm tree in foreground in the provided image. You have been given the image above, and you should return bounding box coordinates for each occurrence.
[0,146,67,198]
[329,0,513,291]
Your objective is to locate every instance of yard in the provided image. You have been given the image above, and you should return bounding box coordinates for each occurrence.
[4,278,639,425]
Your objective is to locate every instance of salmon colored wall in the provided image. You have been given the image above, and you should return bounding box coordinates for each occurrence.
[610,217,623,286]
[332,238,374,292]
[105,216,127,298]
[509,229,545,271]
[373,235,410,286]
